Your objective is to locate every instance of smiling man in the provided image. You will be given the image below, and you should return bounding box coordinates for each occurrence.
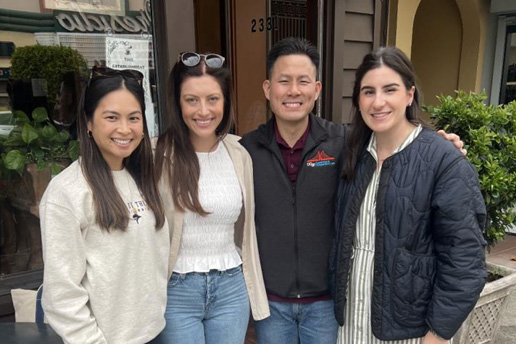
[240,38,346,344]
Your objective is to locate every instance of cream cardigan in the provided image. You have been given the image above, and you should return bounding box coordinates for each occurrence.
[156,134,270,321]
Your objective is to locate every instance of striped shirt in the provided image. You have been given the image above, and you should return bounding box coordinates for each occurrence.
[337,125,425,344]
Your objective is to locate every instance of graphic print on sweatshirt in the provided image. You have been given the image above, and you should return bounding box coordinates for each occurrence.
[125,200,149,224]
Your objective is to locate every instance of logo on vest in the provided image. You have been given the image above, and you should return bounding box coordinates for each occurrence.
[306,150,336,167]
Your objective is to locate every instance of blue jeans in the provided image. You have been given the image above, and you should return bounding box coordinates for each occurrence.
[254,299,339,344]
[154,265,250,344]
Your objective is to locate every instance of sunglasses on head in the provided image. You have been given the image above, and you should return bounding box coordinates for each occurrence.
[179,52,225,68]
[89,66,144,85]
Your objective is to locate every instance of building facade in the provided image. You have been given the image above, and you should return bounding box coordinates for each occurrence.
[387,0,516,108]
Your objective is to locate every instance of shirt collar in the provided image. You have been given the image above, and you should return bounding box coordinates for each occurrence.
[366,124,423,162]
[274,119,311,150]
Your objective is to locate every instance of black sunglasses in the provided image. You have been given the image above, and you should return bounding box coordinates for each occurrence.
[179,52,225,68]
[89,66,144,85]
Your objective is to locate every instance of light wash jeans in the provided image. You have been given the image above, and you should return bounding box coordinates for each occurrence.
[254,299,339,344]
[153,265,249,344]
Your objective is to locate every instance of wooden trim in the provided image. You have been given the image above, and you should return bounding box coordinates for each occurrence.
[380,0,390,46]
[322,0,335,121]
[151,0,171,133]
[307,0,319,45]
[373,0,382,50]
[331,0,346,123]
[38,0,52,13]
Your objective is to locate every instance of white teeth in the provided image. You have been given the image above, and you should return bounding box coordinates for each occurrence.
[372,112,389,118]
[284,102,301,108]
[113,138,131,144]
[196,119,211,125]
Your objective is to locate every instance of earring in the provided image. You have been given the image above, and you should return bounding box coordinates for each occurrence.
[88,130,93,138]
[408,102,412,107]
[142,132,145,138]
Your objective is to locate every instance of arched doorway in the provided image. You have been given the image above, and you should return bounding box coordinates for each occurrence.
[411,0,462,109]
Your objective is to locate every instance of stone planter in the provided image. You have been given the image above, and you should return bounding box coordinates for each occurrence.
[452,262,516,344]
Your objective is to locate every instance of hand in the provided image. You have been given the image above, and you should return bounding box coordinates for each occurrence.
[422,330,449,344]
[437,129,467,156]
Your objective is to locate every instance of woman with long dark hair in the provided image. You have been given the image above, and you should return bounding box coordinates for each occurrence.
[40,67,168,344]
[154,53,269,343]
[331,47,487,344]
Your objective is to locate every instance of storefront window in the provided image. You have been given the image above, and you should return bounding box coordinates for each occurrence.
[0,0,160,312]
[501,25,516,104]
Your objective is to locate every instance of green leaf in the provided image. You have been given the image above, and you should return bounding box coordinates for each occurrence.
[13,110,29,124]
[3,130,24,146]
[41,124,58,140]
[3,150,25,170]
[21,123,38,144]
[32,107,48,123]
[68,140,79,160]
[51,163,62,175]
[32,148,45,162]
[55,130,70,143]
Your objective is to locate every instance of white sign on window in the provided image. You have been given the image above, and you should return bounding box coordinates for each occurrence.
[105,36,157,137]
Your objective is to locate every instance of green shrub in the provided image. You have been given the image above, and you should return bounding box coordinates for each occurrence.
[10,45,88,105]
[426,91,516,247]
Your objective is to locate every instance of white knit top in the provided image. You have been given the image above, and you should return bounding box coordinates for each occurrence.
[173,142,243,273]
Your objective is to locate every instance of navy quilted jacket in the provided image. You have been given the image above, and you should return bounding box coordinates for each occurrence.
[330,128,487,340]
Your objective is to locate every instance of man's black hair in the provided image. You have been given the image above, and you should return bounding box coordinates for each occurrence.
[266,37,319,78]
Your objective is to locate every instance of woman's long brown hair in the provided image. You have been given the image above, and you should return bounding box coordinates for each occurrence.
[77,74,165,231]
[154,58,235,215]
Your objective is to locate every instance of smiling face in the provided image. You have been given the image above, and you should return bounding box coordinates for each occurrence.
[263,54,321,127]
[180,75,224,152]
[358,65,415,138]
[87,88,144,170]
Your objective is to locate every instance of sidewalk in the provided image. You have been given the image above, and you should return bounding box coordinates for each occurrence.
[487,234,516,270]
[487,234,516,344]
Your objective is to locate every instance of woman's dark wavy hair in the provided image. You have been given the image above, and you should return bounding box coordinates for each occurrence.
[342,46,425,180]
[154,55,235,215]
[77,74,165,231]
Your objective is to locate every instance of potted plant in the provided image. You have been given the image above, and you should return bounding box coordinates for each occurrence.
[426,91,516,344]
[1,106,79,213]
[0,107,79,272]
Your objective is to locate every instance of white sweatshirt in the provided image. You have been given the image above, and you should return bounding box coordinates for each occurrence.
[40,161,170,344]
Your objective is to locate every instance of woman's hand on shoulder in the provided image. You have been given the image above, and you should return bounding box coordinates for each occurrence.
[437,129,466,156]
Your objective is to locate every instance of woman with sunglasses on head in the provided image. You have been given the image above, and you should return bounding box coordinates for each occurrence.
[153,52,269,344]
[330,47,486,344]
[40,67,169,344]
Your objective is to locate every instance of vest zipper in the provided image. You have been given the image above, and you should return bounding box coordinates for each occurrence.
[292,184,301,298]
